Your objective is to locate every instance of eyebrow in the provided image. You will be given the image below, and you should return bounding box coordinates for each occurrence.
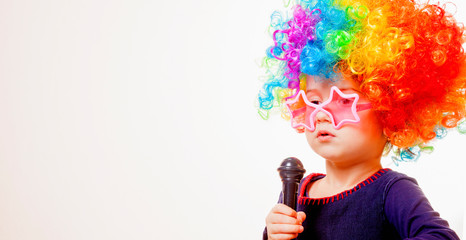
[305,89,319,94]
[339,88,361,94]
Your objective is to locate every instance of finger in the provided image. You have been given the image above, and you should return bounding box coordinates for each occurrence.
[272,204,297,217]
[269,233,299,240]
[268,224,304,234]
[267,213,301,225]
[297,211,306,224]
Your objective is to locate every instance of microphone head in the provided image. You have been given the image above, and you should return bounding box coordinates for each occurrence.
[277,157,306,183]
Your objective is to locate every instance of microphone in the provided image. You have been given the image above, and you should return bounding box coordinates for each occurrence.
[277,157,306,210]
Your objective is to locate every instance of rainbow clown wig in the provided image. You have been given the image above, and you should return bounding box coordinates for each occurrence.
[257,0,466,162]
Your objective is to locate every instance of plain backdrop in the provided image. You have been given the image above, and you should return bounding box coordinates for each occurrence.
[0,0,465,239]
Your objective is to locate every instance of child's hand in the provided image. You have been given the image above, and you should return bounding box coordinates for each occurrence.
[265,204,306,240]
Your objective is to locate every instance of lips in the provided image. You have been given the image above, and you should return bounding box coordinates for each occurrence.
[316,130,335,141]
[317,130,335,137]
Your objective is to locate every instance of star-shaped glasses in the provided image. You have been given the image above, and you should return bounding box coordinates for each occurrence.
[285,86,372,132]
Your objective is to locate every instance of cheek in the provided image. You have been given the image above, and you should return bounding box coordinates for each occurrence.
[358,112,385,141]
[305,130,317,149]
[305,130,312,143]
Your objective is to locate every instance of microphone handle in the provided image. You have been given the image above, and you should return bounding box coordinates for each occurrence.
[277,157,305,240]
[282,180,300,210]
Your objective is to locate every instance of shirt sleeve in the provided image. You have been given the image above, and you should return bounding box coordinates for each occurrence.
[384,178,460,240]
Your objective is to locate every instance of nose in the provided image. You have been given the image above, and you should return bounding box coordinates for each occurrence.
[314,110,332,124]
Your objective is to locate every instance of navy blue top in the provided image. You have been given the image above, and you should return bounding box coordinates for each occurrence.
[263,169,459,240]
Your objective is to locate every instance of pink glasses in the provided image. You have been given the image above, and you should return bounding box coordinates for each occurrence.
[285,86,372,132]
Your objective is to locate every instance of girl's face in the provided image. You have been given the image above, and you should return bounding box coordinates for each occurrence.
[304,75,387,165]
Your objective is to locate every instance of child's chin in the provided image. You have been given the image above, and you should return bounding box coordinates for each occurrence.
[311,146,344,160]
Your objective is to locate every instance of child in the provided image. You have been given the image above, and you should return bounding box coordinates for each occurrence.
[258,0,466,239]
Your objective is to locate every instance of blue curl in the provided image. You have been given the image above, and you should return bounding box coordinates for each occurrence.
[392,146,421,165]
[434,125,448,139]
[327,8,346,27]
[266,46,284,58]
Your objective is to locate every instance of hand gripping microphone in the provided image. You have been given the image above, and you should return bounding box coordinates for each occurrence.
[277,157,306,210]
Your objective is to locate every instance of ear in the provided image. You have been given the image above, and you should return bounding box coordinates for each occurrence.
[382,128,391,143]
[382,128,389,138]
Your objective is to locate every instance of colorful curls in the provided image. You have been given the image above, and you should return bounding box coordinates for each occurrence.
[354,0,466,150]
[258,0,466,157]
[258,0,370,118]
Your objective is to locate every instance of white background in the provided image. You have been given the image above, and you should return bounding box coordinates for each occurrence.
[0,0,465,239]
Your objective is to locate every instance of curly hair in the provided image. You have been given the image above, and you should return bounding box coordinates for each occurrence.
[258,0,466,153]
